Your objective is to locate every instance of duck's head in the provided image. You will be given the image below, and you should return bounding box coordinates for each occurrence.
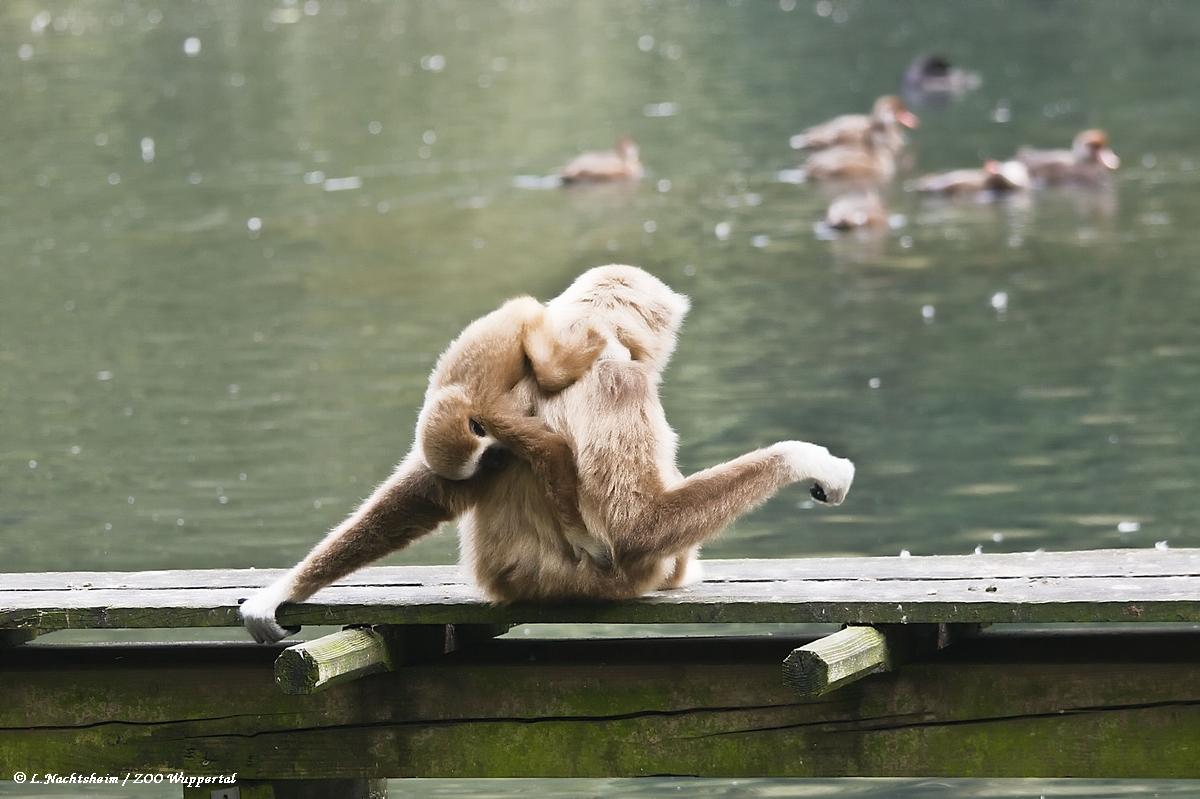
[616,136,641,163]
[1074,129,1120,169]
[873,95,919,130]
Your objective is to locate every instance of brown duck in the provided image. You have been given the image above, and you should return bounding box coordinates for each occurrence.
[557,136,644,182]
[801,127,896,183]
[824,190,887,229]
[1016,129,1119,185]
[790,95,919,154]
[907,159,1030,195]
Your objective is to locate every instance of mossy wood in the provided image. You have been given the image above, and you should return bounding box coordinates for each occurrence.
[783,625,893,696]
[3,550,1200,637]
[3,630,1200,779]
[274,628,393,695]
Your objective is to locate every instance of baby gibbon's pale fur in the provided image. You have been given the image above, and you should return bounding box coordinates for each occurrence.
[240,266,855,644]
[417,295,609,565]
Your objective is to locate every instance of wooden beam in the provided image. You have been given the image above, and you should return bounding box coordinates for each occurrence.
[4,631,1200,778]
[274,628,393,695]
[783,625,893,696]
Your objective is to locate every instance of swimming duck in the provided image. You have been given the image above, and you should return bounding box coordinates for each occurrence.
[824,190,887,229]
[1015,129,1120,185]
[557,136,644,182]
[800,128,897,183]
[907,159,1030,195]
[901,55,982,105]
[790,95,919,154]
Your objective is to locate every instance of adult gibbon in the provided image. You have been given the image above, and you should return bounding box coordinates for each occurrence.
[240,265,854,644]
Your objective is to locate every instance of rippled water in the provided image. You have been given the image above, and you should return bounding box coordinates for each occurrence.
[2,0,1199,795]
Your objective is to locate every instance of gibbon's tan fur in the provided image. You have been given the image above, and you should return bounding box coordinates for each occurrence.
[416,295,609,567]
[240,265,855,644]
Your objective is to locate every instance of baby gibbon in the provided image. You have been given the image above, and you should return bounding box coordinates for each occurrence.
[416,295,610,566]
[240,266,855,644]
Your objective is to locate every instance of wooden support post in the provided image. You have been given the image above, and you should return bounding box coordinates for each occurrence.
[274,628,393,695]
[783,625,893,697]
[273,624,512,694]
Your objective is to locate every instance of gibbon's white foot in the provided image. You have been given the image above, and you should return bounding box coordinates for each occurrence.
[773,440,856,506]
[239,576,298,644]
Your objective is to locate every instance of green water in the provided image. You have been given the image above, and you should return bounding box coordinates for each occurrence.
[2,0,1199,794]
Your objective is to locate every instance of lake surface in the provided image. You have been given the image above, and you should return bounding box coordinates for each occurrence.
[2,0,1199,795]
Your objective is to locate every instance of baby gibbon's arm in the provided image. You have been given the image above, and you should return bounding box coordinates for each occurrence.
[240,452,475,644]
[523,313,607,393]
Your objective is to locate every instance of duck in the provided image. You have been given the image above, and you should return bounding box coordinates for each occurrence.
[1015,129,1120,185]
[907,159,1030,195]
[557,136,644,182]
[790,95,919,154]
[800,127,896,183]
[901,54,982,105]
[824,190,887,229]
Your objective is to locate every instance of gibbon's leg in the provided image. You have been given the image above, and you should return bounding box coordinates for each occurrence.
[240,452,476,644]
[478,409,614,570]
[523,313,607,393]
[620,441,855,569]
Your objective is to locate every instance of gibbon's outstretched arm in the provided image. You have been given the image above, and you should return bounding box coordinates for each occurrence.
[619,441,855,573]
[239,452,477,644]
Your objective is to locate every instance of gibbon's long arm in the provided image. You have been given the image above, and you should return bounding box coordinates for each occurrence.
[619,441,855,572]
[240,452,476,644]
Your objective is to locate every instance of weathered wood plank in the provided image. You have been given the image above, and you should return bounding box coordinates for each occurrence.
[4,549,1199,592]
[4,550,1200,634]
[2,631,1200,779]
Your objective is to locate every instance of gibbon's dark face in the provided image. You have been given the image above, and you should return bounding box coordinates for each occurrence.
[418,387,494,480]
[480,446,511,472]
